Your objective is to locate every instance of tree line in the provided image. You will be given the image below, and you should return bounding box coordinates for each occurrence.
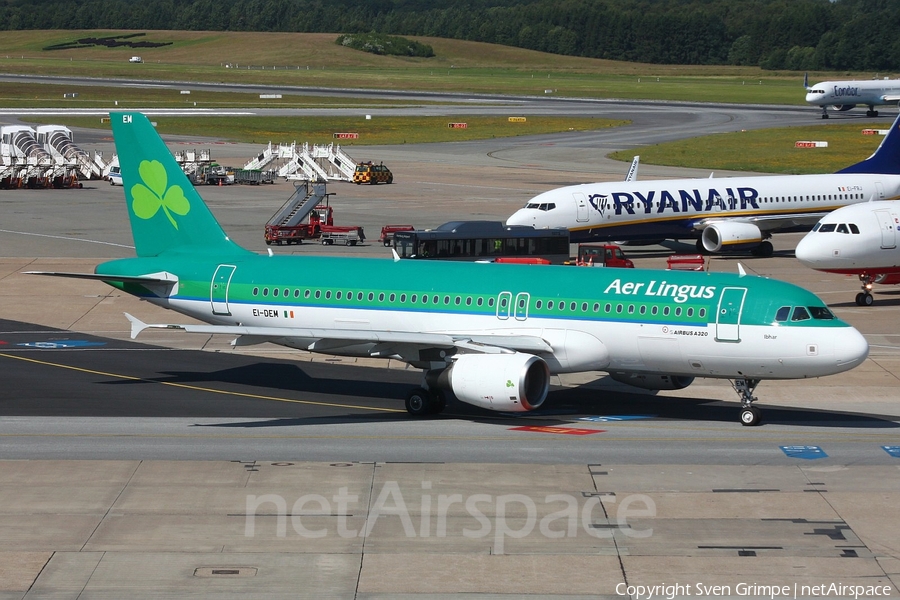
[2,0,898,71]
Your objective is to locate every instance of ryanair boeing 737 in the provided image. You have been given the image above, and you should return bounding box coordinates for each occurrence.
[30,113,869,426]
[507,115,900,256]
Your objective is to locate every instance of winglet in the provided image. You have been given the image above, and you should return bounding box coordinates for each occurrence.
[391,248,401,262]
[124,312,148,339]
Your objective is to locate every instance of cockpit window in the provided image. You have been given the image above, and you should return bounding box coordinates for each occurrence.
[836,224,849,234]
[849,224,860,234]
[809,306,834,320]
[523,202,556,211]
[775,306,791,322]
[812,223,821,232]
[818,223,836,233]
[525,202,540,209]
[791,306,811,321]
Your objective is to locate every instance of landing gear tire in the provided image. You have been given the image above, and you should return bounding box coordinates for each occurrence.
[740,407,762,427]
[405,387,433,416]
[866,110,879,117]
[856,292,874,306]
[751,241,774,257]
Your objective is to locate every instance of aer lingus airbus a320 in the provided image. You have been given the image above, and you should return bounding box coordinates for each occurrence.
[29,113,869,426]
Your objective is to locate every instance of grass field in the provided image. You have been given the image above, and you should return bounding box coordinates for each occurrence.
[25,115,626,146]
[0,30,871,105]
[609,122,888,174]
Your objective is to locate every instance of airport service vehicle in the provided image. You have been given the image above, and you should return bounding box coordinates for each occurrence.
[320,225,365,246]
[380,225,415,247]
[29,112,870,427]
[393,221,570,264]
[796,200,900,306]
[129,56,142,63]
[265,207,333,245]
[805,73,900,119]
[575,244,634,268]
[353,162,393,185]
[507,114,900,257]
[108,170,122,186]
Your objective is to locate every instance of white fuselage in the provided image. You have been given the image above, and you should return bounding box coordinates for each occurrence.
[806,79,900,109]
[796,200,900,274]
[507,173,900,244]
[153,290,868,383]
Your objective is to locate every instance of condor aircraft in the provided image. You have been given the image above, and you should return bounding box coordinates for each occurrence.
[507,115,900,256]
[805,72,900,119]
[29,113,869,426]
[796,200,900,306]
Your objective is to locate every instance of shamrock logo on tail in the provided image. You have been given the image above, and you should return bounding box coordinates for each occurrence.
[131,160,190,229]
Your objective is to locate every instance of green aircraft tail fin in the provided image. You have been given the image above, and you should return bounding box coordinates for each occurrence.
[110,112,251,258]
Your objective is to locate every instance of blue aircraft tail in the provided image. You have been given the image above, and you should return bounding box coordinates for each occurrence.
[838,113,900,175]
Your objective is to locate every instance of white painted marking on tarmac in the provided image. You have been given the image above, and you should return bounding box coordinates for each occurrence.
[0,229,134,249]
[416,181,530,192]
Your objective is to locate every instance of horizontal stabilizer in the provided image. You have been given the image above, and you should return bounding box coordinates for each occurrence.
[25,271,177,286]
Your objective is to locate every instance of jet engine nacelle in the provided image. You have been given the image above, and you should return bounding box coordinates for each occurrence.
[442,353,550,412]
[832,104,856,111]
[609,371,695,391]
[701,221,763,253]
[874,273,900,285]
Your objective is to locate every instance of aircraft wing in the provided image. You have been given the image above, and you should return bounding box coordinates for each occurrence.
[24,271,177,285]
[882,94,900,103]
[124,313,554,358]
[692,212,830,233]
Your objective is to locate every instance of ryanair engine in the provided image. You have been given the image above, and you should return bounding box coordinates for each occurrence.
[701,222,763,253]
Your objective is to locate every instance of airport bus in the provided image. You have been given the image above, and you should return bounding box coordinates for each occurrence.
[392,221,570,264]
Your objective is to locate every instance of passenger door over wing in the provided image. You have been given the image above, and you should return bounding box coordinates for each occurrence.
[211,264,237,316]
[715,287,746,342]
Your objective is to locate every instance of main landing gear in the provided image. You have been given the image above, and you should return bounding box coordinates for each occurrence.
[855,274,875,306]
[405,387,447,416]
[732,378,762,426]
[866,107,879,118]
[751,241,774,257]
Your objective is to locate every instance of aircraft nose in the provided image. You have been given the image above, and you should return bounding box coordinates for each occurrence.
[794,234,826,267]
[506,209,529,226]
[834,326,869,370]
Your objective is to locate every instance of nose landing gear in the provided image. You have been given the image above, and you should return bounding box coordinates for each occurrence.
[732,378,762,426]
[856,274,875,306]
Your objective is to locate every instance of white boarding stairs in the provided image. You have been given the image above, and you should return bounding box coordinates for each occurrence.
[279,143,331,182]
[266,181,329,227]
[309,143,355,181]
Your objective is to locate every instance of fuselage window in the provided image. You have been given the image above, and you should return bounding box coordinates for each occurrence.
[378,293,385,302]
[466,297,472,306]
[390,293,396,302]
[581,302,588,312]
[651,306,658,315]
[263,288,269,296]
[536,300,543,309]
[548,300,554,309]
[304,289,310,299]
[273,288,279,297]
[422,295,428,304]
[336,291,343,300]
[593,302,600,312]
[433,295,440,304]
[477,297,483,306]
[605,303,611,313]
[357,292,364,301]
[252,287,259,296]
[283,289,288,297]
[444,296,450,305]
[628,304,635,314]
[488,297,495,307]
[616,304,623,314]
[559,302,566,311]
[674,307,682,316]
[325,290,331,299]
[640,305,647,315]
[294,289,300,298]
[570,302,577,311]
[791,306,811,321]
[368,293,374,301]
[411,294,417,303]
[400,294,407,303]
[686,307,693,317]
[663,306,670,316]
[314,290,321,299]
[455,296,461,305]
[698,308,706,318]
